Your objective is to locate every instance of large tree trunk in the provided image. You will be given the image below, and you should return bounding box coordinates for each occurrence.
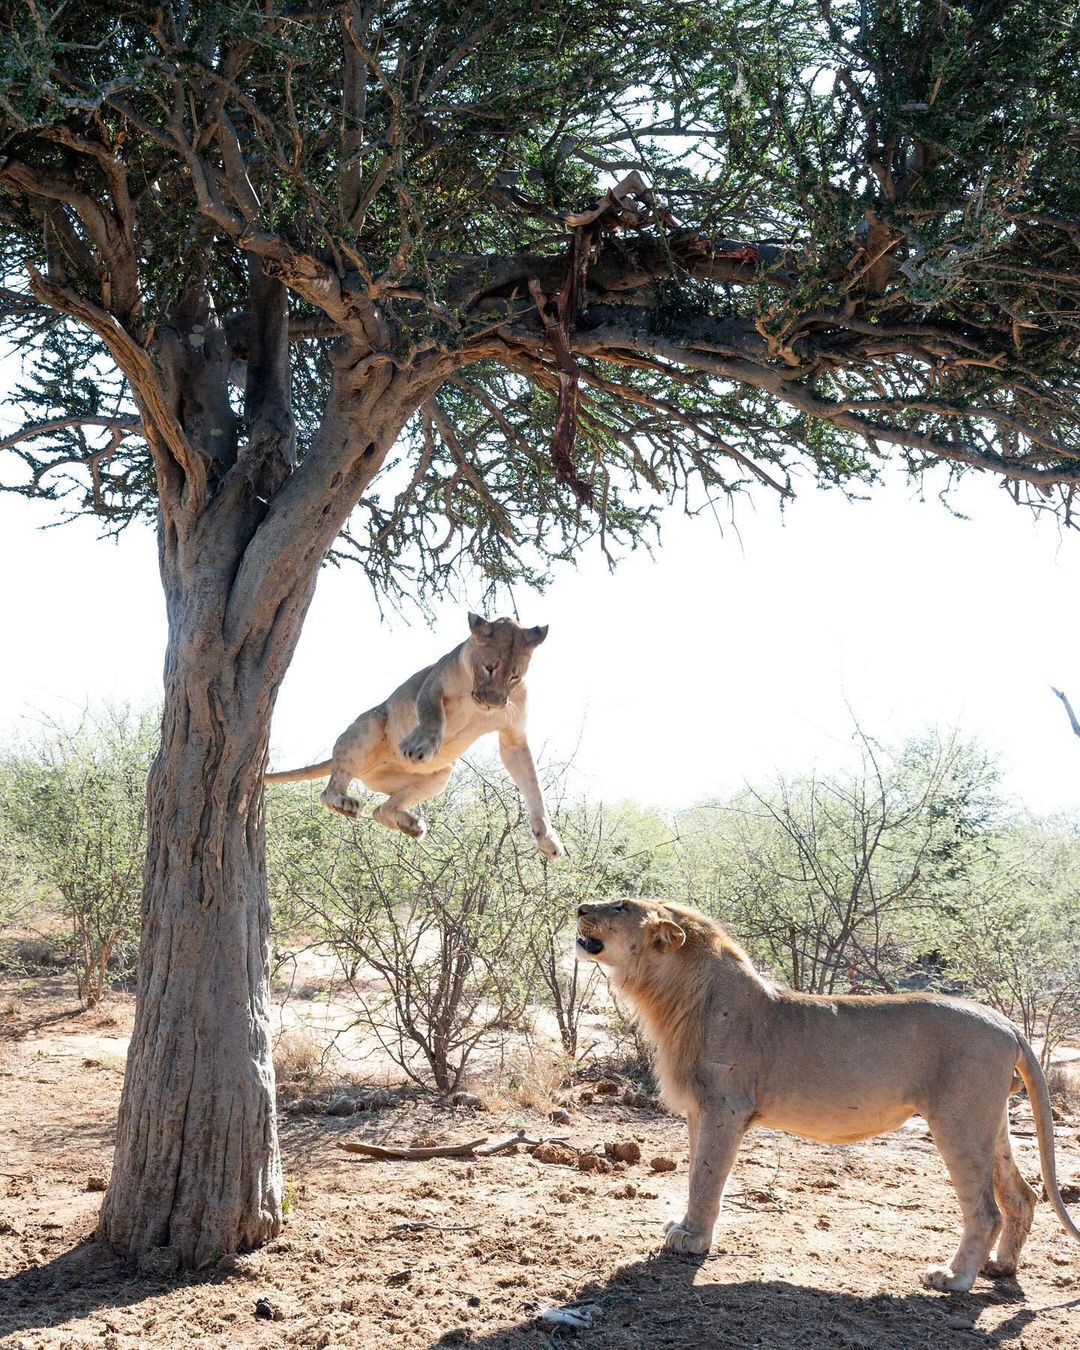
[96,570,304,1265]
[97,349,438,1267]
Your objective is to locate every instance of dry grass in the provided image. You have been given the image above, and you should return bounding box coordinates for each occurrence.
[486,1041,572,1113]
[1047,1062,1080,1113]
[273,1026,323,1080]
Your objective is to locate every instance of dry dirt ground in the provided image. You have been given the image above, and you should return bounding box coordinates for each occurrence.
[1,979,1079,1350]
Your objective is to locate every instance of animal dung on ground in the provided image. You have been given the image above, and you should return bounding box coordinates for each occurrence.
[604,1140,642,1164]
[531,1141,579,1166]
[576,1152,613,1175]
[649,1155,677,1173]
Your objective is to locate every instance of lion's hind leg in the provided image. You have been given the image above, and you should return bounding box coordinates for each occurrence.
[321,766,362,818]
[320,709,386,818]
[371,767,452,839]
[922,1107,1002,1293]
[982,1112,1037,1279]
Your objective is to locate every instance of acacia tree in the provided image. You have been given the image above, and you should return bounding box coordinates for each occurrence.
[1,1,1078,1266]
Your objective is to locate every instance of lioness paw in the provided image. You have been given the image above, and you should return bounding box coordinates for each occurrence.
[399,729,440,763]
[663,1220,711,1255]
[535,827,564,859]
[321,789,360,818]
[921,1265,974,1294]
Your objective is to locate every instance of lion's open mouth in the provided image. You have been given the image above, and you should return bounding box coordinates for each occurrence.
[576,935,604,955]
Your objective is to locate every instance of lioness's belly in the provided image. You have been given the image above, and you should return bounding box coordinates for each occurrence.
[378,701,507,773]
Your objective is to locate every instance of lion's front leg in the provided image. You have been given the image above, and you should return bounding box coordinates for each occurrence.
[664,1106,748,1255]
[498,731,563,858]
[399,675,446,764]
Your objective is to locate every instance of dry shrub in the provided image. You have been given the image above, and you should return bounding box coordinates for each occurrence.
[1046,1064,1080,1114]
[273,1028,322,1081]
[490,1043,571,1114]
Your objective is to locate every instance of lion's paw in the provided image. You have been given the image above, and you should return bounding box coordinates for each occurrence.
[398,813,427,840]
[663,1220,711,1255]
[981,1258,1016,1280]
[535,827,564,859]
[321,790,360,818]
[921,1265,973,1294]
[399,729,441,763]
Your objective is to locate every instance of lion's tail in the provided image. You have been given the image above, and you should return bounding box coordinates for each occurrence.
[1015,1035,1080,1243]
[265,759,333,784]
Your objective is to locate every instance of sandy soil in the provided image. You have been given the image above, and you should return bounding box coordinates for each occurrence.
[1,979,1078,1350]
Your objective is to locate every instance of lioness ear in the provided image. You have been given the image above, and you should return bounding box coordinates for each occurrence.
[526,623,548,646]
[646,915,686,953]
[468,612,491,640]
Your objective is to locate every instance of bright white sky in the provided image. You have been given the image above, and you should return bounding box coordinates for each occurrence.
[2,449,1078,815]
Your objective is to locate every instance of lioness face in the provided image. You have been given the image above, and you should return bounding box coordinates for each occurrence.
[576,899,686,969]
[467,612,548,709]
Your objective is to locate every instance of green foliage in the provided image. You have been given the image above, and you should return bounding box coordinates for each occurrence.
[943,815,1080,1065]
[269,770,541,1091]
[675,727,1002,992]
[0,705,157,1004]
[0,803,40,935]
[2,0,1077,600]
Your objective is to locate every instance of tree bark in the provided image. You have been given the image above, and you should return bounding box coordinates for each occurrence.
[98,358,439,1266]
[96,574,291,1265]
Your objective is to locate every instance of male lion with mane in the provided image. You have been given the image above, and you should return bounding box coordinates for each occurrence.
[576,898,1080,1293]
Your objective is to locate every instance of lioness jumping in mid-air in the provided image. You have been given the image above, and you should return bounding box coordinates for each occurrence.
[576,898,1080,1292]
[267,613,563,857]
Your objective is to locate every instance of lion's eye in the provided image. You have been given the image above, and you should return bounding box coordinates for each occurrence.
[509,674,520,684]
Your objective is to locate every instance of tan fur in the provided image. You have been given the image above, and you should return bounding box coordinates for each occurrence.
[267,614,562,857]
[577,898,1080,1292]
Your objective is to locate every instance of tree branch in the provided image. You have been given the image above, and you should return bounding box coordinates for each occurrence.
[499,312,1080,491]
[26,268,204,513]
[1051,688,1080,741]
[0,414,140,454]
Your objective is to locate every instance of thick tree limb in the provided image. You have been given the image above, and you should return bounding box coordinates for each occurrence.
[498,314,1080,491]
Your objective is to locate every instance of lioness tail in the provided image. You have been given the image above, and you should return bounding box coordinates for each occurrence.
[1015,1035,1080,1243]
[265,759,333,784]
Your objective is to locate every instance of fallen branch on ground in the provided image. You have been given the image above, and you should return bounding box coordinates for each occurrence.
[337,1130,569,1160]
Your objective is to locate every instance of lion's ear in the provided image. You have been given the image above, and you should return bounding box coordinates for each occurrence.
[647,916,686,953]
[524,623,548,646]
[468,612,492,640]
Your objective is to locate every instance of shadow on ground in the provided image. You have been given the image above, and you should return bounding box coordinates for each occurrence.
[433,1249,1073,1350]
[0,1237,227,1342]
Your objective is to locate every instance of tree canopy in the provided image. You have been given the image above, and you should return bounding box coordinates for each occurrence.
[2,0,1078,605]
